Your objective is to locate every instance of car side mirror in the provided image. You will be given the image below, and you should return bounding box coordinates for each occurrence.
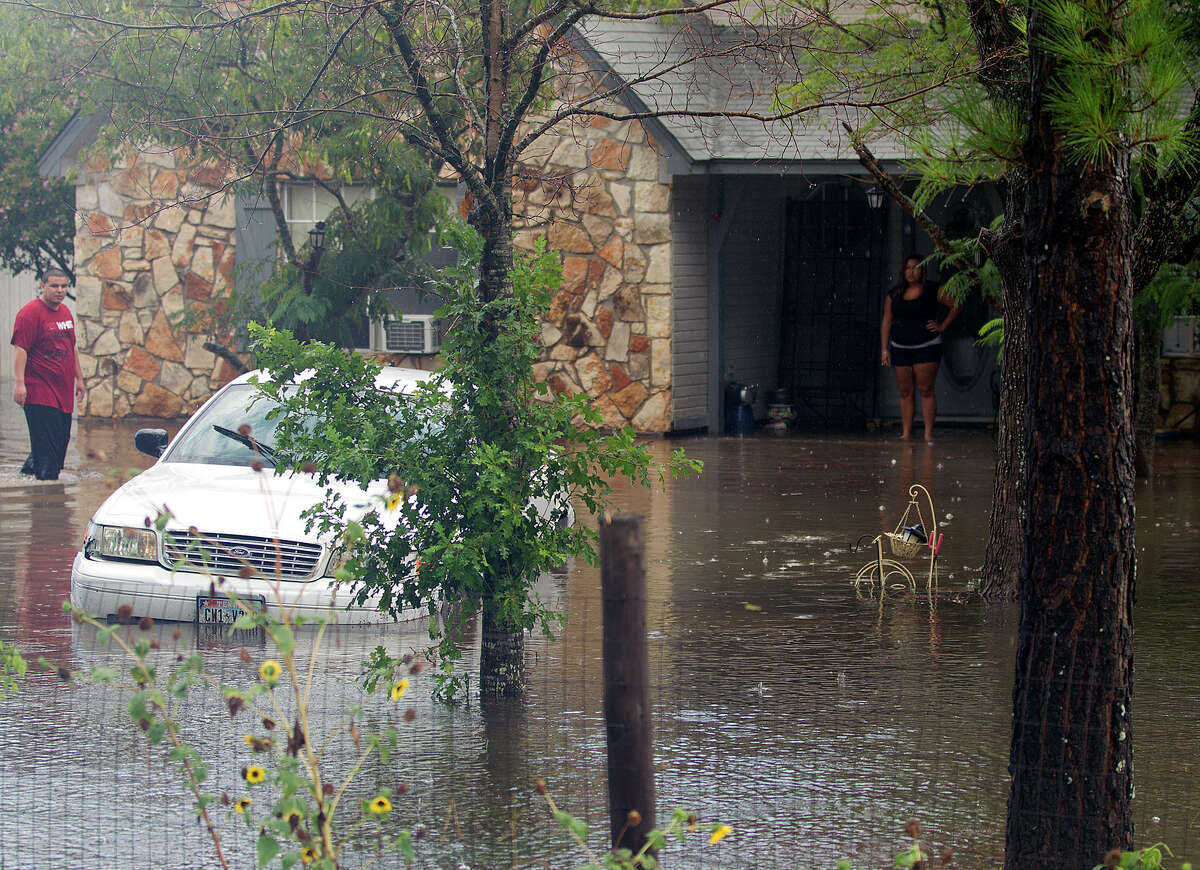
[134,428,169,458]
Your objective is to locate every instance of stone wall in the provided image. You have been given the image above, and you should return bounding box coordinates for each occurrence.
[516,73,673,432]
[73,147,238,418]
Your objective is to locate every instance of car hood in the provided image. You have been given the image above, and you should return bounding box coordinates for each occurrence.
[90,462,383,543]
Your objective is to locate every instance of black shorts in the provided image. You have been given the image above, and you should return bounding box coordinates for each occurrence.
[890,342,943,367]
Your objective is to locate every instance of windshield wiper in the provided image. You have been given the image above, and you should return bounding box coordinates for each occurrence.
[211,424,279,466]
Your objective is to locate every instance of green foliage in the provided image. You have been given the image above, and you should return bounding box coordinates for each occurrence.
[0,7,77,279]
[58,521,432,869]
[538,782,727,869]
[242,146,452,346]
[1138,261,1200,329]
[1092,842,1192,870]
[0,639,28,698]
[251,229,700,696]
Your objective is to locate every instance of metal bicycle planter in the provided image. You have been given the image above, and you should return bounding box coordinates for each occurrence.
[853,483,944,594]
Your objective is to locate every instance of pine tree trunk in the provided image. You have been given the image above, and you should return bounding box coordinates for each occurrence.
[1005,8,1137,865]
[981,236,1028,600]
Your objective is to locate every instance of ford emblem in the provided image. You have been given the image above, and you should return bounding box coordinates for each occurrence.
[230,546,252,558]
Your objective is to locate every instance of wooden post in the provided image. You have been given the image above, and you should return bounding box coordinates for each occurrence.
[599,513,656,858]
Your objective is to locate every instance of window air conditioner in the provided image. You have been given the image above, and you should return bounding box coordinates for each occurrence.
[371,314,444,355]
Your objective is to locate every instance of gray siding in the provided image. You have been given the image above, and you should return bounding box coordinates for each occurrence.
[670,176,710,430]
[1,270,38,378]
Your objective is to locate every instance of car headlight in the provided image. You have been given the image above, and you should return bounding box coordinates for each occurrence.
[84,521,159,563]
[322,545,353,579]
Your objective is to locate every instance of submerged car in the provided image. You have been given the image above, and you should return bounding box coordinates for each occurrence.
[70,367,573,626]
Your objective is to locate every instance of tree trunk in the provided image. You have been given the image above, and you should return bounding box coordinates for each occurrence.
[1005,8,1137,866]
[980,212,1028,601]
[472,181,526,699]
[1133,311,1161,479]
[479,598,526,697]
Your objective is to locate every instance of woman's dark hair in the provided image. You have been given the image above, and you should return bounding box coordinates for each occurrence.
[888,254,925,299]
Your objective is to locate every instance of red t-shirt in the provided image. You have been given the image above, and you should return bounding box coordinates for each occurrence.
[11,298,78,413]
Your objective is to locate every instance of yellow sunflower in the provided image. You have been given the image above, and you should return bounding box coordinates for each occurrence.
[389,678,410,701]
[234,797,251,815]
[709,825,733,845]
[368,796,392,816]
[242,765,266,785]
[258,660,282,682]
[385,492,402,512]
[301,846,318,864]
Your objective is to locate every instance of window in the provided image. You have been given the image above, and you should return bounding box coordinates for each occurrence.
[282,182,370,241]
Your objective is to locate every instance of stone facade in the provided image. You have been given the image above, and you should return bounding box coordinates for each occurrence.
[515,80,673,431]
[72,146,238,418]
[68,64,677,431]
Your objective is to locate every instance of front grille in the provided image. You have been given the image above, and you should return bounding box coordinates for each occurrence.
[164,531,322,581]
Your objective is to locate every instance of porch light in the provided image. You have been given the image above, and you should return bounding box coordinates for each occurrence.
[308,220,326,253]
[865,187,885,210]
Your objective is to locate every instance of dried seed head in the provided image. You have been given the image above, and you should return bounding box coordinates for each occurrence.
[626,809,642,827]
[1104,850,1123,869]
[262,717,276,730]
[238,565,254,579]
[188,526,198,534]
[413,824,426,839]
[220,792,230,806]
[173,628,181,640]
[226,696,244,718]
[403,708,416,722]
[57,666,71,682]
[322,783,334,796]
[116,604,134,624]
[237,423,252,436]
[302,462,317,474]
[149,639,160,650]
[535,780,547,795]
[250,459,263,473]
[239,649,251,663]
[904,820,921,838]
[397,783,409,795]
[139,616,154,631]
[941,847,955,864]
[387,473,404,493]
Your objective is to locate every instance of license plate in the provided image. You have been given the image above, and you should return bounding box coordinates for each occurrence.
[195,593,265,626]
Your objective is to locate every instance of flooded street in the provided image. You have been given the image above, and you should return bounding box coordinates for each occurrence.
[1,385,1198,868]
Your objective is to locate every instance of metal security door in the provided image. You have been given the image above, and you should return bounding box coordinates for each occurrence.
[778,188,886,428]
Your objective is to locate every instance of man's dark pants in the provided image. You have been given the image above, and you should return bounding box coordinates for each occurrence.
[21,404,72,481]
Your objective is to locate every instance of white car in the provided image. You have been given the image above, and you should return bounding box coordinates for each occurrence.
[70,367,573,626]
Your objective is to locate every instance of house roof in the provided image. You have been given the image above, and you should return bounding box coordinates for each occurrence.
[573,15,910,173]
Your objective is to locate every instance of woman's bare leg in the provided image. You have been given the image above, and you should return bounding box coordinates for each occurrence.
[914,361,940,442]
[894,365,916,439]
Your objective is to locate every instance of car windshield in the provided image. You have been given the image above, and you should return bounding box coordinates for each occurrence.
[162,384,291,467]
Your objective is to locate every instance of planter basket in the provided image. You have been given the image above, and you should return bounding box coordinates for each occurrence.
[885,532,925,559]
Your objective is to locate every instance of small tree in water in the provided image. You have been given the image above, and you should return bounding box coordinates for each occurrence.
[253,230,699,699]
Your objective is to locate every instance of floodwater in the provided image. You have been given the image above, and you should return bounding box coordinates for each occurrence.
[1,383,1198,869]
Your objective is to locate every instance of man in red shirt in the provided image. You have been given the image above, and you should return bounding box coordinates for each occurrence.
[11,269,86,480]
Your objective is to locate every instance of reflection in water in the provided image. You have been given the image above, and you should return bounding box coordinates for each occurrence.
[0,406,1198,867]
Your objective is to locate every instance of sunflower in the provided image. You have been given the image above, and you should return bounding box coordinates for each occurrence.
[300,846,318,864]
[709,825,733,845]
[242,765,266,785]
[234,797,251,815]
[284,809,304,828]
[258,660,282,682]
[389,678,410,701]
[385,492,402,512]
[368,796,392,816]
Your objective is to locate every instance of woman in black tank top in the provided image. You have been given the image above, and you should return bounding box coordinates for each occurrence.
[879,255,961,442]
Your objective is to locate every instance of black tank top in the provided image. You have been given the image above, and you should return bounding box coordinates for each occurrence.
[889,282,940,346]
